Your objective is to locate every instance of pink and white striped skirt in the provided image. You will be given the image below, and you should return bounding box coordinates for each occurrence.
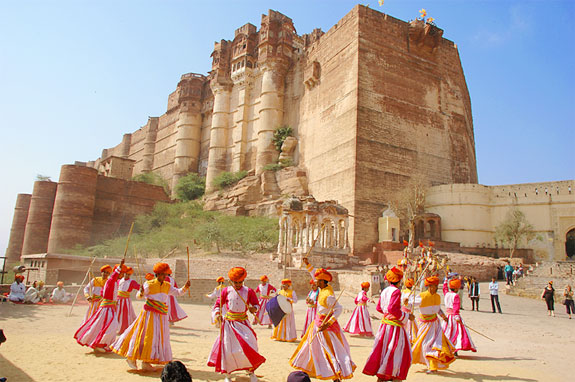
[363,320,412,380]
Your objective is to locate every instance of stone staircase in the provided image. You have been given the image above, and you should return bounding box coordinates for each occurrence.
[508,261,575,299]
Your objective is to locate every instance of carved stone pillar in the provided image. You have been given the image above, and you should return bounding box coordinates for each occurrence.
[205,84,232,193]
[142,117,158,173]
[231,74,251,172]
[256,62,286,175]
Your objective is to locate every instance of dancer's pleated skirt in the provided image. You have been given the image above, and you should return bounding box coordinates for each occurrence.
[442,314,476,352]
[271,311,297,342]
[301,306,317,338]
[83,299,102,323]
[168,296,187,323]
[254,298,272,325]
[117,297,136,334]
[290,319,356,380]
[411,318,456,369]
[344,305,373,336]
[75,305,118,350]
[111,308,172,364]
[363,321,412,381]
[207,319,266,374]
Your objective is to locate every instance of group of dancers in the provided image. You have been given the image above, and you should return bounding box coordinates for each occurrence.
[73,255,476,381]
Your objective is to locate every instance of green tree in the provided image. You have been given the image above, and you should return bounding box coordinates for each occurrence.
[175,173,205,201]
[272,126,293,152]
[495,207,538,258]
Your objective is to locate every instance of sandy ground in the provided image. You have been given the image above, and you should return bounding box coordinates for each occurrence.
[1,283,573,382]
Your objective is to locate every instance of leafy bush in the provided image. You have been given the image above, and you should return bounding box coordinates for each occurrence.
[273,126,293,152]
[175,173,205,201]
[132,172,170,194]
[68,200,278,258]
[263,163,283,172]
[212,170,248,190]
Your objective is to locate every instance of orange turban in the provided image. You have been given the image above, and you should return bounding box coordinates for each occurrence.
[57,281,64,287]
[100,265,112,273]
[281,279,292,285]
[216,276,225,283]
[228,267,247,282]
[15,274,25,281]
[125,267,134,275]
[145,273,154,280]
[314,268,333,282]
[449,279,461,290]
[405,278,414,288]
[114,264,129,274]
[361,282,370,289]
[385,267,403,283]
[260,275,269,282]
[153,262,171,275]
[425,276,440,286]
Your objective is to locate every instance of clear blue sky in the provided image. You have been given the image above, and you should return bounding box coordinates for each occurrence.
[1,0,574,257]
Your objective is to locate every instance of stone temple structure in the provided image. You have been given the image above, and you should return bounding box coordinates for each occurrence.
[77,5,477,257]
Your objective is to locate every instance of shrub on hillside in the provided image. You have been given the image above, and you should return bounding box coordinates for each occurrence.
[212,170,248,190]
[132,172,170,194]
[175,173,205,201]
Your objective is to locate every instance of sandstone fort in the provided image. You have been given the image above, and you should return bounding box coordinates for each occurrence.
[5,5,575,266]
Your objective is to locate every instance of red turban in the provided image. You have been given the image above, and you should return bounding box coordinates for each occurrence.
[361,282,370,289]
[216,276,225,283]
[260,275,269,282]
[281,279,292,285]
[100,265,112,273]
[314,268,333,282]
[145,273,154,281]
[15,274,25,281]
[405,278,415,288]
[449,279,461,290]
[228,267,247,282]
[403,240,409,247]
[425,276,440,286]
[153,262,171,275]
[385,267,403,283]
[309,279,316,285]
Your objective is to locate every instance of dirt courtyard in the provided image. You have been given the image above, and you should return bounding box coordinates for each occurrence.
[0,283,573,381]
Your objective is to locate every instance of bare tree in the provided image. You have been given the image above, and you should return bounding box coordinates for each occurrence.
[494,207,538,258]
[388,177,429,253]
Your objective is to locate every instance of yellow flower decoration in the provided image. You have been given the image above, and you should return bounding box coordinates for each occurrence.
[427,17,435,23]
[419,8,427,18]
[379,0,384,6]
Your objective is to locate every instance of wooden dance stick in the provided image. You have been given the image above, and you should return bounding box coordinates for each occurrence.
[68,256,97,317]
[186,246,191,297]
[122,222,135,260]
[309,288,345,343]
[462,322,495,342]
[233,286,261,324]
[134,247,144,287]
[407,260,433,313]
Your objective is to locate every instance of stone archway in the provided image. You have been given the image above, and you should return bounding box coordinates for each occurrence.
[566,228,575,258]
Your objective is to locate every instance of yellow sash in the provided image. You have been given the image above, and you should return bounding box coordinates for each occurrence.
[117,290,131,298]
[100,298,116,307]
[225,311,248,321]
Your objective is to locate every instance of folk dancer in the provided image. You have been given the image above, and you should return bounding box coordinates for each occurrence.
[254,275,277,328]
[75,261,127,352]
[271,279,298,342]
[442,278,476,356]
[207,276,227,325]
[8,275,26,302]
[112,262,190,371]
[411,276,456,374]
[344,282,374,337]
[302,279,319,338]
[166,273,188,324]
[51,281,72,304]
[401,278,419,343]
[363,267,415,381]
[290,266,356,381]
[117,267,141,335]
[207,267,266,382]
[83,265,111,322]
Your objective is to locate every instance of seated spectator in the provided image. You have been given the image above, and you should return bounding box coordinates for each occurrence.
[161,361,192,382]
[51,282,72,303]
[8,275,26,302]
[287,371,311,382]
[24,281,41,304]
[37,281,48,302]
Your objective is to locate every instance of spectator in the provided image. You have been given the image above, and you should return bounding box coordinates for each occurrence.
[541,281,555,317]
[458,275,465,310]
[160,361,192,382]
[24,281,41,304]
[287,371,311,382]
[489,277,502,313]
[468,276,480,311]
[8,275,26,302]
[564,285,574,319]
[51,281,72,303]
[504,261,514,285]
[37,281,48,302]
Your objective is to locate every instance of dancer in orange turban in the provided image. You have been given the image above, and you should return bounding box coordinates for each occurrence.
[443,278,476,355]
[254,275,277,328]
[344,281,374,336]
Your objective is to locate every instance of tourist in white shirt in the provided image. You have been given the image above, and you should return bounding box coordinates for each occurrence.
[8,275,26,302]
[51,281,72,303]
[489,277,502,313]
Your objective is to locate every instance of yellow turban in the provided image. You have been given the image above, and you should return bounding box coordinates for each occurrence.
[314,268,333,282]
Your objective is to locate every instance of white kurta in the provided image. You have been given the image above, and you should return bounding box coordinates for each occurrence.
[9,282,26,302]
